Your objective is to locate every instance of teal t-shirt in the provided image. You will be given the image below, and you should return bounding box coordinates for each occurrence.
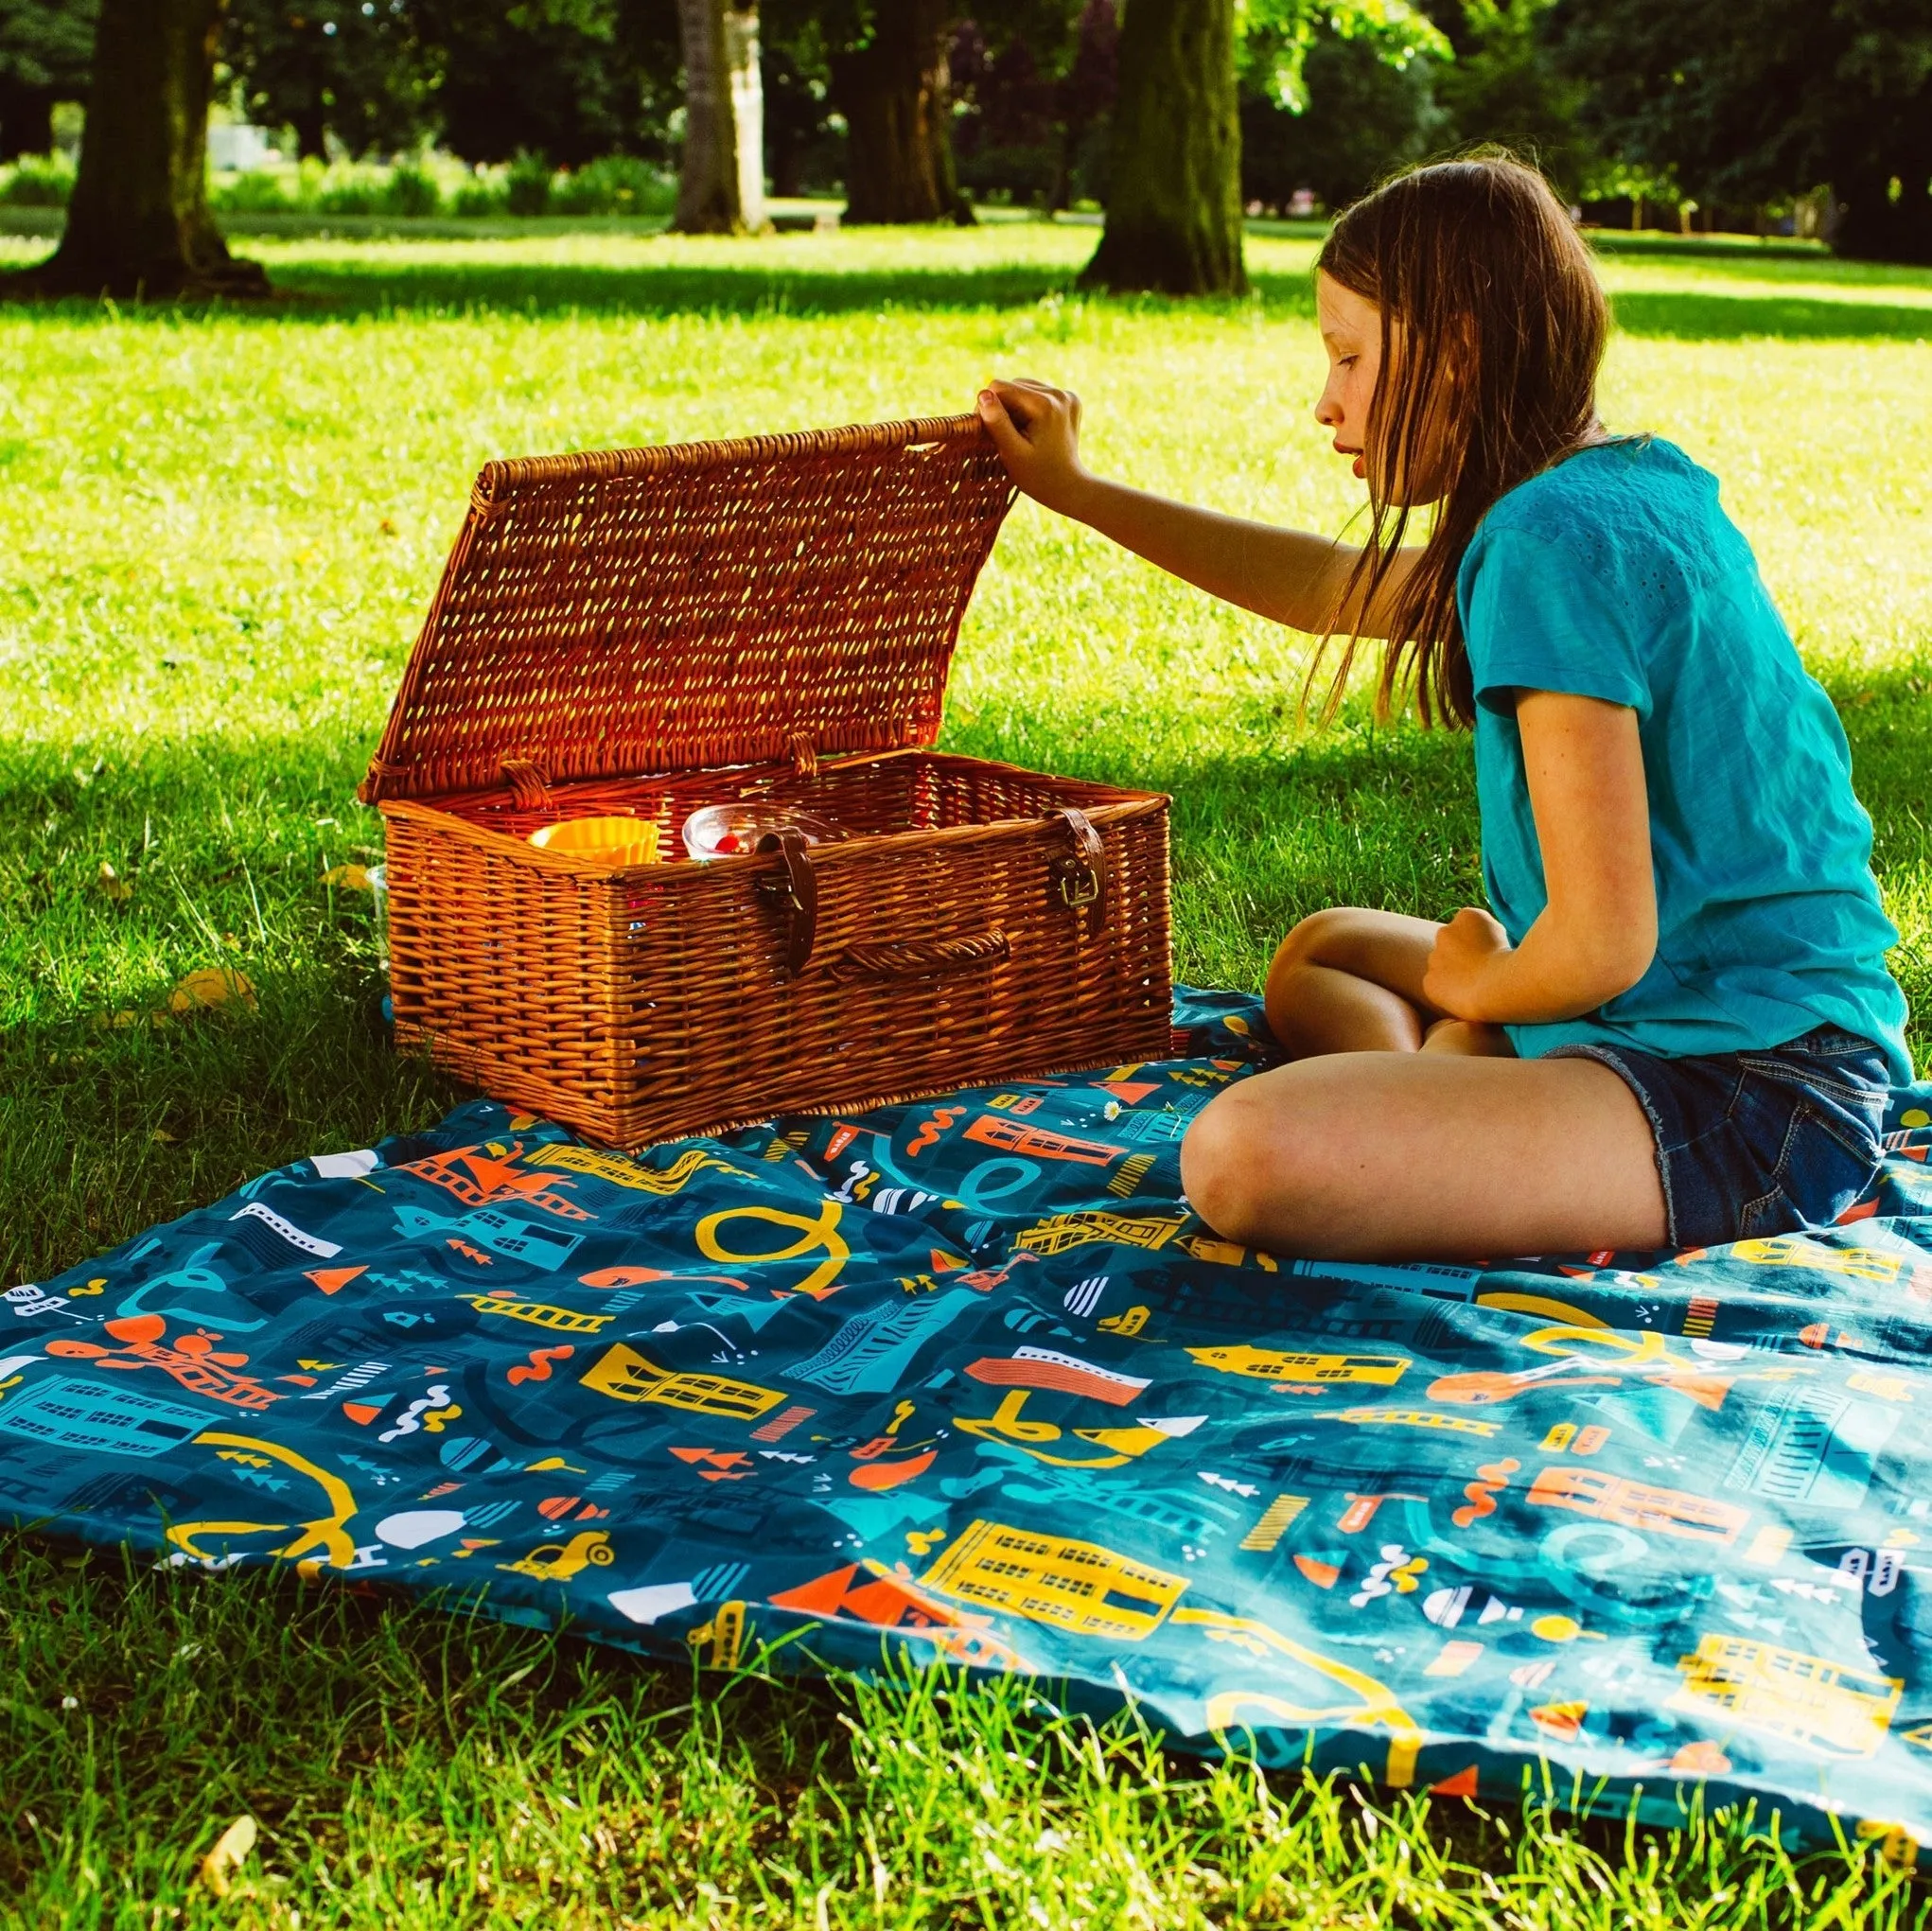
[1455,436,1912,1083]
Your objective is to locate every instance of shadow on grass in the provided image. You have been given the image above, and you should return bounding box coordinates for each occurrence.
[4,247,1925,339]
[5,653,1925,1282]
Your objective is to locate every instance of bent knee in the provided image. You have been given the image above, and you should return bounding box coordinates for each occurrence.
[1268,905,1361,982]
[1182,1092,1291,1248]
[1182,1082,1364,1255]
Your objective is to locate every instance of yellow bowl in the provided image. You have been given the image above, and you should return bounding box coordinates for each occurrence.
[529,816,660,867]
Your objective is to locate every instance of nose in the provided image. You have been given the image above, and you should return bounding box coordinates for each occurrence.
[1314,383,1341,430]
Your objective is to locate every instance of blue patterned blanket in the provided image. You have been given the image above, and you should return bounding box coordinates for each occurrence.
[9,990,1932,1849]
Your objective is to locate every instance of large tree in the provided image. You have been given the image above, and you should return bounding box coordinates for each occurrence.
[1084,0,1446,293]
[831,0,971,223]
[674,0,764,231]
[17,0,263,297]
[1553,0,1932,261]
[1081,0,1243,291]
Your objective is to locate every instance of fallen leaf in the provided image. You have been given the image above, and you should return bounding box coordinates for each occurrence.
[167,967,257,1017]
[201,1814,257,1897]
[95,861,132,904]
[321,864,375,891]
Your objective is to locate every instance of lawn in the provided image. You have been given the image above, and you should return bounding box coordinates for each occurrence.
[1,218,1929,1925]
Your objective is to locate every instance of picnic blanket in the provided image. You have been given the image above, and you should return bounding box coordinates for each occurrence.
[9,988,1932,1852]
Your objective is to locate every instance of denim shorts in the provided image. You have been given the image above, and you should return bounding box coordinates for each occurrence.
[1546,1027,1890,1249]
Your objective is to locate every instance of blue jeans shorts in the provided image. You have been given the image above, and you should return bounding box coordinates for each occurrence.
[1546,1027,1891,1249]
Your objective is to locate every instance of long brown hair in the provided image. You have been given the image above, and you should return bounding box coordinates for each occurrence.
[1312,152,1608,728]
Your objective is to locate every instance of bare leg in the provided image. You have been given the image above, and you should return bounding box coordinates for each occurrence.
[1180,1051,1666,1260]
[1420,1017,1517,1057]
[1263,907,1449,1057]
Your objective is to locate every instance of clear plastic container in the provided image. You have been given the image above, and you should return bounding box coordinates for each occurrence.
[679,805,849,860]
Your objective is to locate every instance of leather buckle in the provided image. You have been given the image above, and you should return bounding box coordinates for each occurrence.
[1049,854,1101,908]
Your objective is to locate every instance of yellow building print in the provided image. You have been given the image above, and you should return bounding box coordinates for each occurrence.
[1188,1346,1409,1388]
[529,1143,731,1196]
[465,1295,613,1334]
[1730,1235,1913,1285]
[1014,1211,1187,1257]
[921,1518,1186,1641]
[582,1343,785,1420]
[1670,1635,1902,1759]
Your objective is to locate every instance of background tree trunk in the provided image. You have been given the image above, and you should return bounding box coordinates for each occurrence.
[674,0,744,233]
[726,1,764,232]
[1081,0,1243,294]
[27,0,261,297]
[834,1,973,225]
[0,86,56,162]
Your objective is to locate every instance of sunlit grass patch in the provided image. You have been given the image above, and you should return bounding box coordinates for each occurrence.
[2,224,1929,1923]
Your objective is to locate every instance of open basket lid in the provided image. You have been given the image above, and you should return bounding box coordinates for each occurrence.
[361,413,1017,803]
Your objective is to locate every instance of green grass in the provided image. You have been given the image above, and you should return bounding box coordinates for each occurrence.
[1,222,1929,1925]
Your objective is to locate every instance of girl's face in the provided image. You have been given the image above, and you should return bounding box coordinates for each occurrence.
[1314,270,1452,508]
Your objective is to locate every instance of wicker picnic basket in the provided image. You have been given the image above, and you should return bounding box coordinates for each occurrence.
[360,412,1172,1149]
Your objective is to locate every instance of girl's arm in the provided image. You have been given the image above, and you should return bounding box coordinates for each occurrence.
[1423,691,1658,1025]
[976,377,1422,639]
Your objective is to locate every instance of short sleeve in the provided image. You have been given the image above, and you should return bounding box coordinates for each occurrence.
[1460,524,1651,721]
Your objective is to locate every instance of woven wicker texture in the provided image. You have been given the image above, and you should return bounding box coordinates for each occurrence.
[369,413,1171,1148]
[381,750,1171,1148]
[362,413,1015,803]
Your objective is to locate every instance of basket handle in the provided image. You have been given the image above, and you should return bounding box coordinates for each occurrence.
[832,931,1011,979]
[756,808,1107,980]
[501,757,553,812]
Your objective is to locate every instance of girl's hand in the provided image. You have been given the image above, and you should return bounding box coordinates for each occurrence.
[976,378,1090,517]
[1422,906,1514,1021]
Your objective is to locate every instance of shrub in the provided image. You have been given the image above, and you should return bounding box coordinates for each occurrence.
[209,169,297,213]
[380,164,442,218]
[505,150,553,217]
[0,154,75,208]
[315,167,388,216]
[549,153,676,217]
[449,172,508,218]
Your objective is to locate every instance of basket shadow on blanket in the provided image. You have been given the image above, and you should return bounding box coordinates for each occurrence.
[9,988,1932,1851]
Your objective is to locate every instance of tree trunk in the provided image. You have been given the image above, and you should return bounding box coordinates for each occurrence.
[1081,0,1243,294]
[833,2,973,226]
[0,87,56,163]
[25,0,264,298]
[291,100,328,165]
[674,0,744,234]
[726,2,765,231]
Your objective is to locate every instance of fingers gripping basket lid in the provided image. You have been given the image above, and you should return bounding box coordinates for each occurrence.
[360,413,1173,1150]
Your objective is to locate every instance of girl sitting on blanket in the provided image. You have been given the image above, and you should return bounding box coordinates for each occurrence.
[975,153,1910,1263]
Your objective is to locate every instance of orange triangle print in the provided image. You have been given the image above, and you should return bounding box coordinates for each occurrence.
[769,1564,860,1617]
[1430,1764,1480,1799]
[930,1250,967,1273]
[307,1265,366,1295]
[1293,1555,1342,1589]
[342,1400,384,1425]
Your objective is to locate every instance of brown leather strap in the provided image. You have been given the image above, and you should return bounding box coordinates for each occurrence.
[755,828,818,977]
[501,757,553,812]
[1048,806,1107,929]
